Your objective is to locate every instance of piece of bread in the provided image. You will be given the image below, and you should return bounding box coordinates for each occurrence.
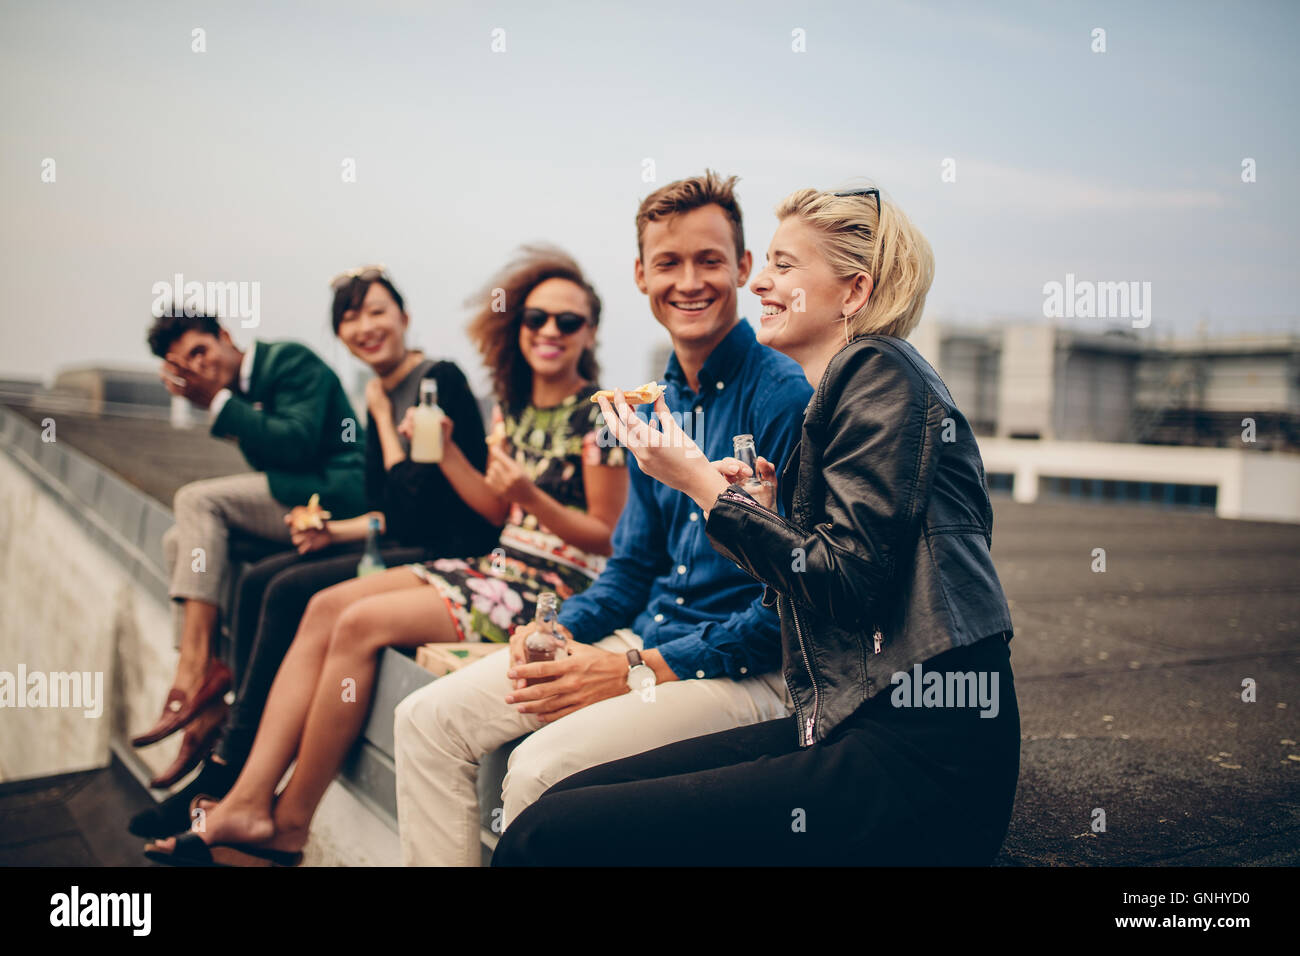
[589,381,665,406]
[486,421,506,448]
[291,493,331,531]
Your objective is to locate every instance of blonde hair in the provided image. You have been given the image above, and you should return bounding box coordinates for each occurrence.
[774,184,934,340]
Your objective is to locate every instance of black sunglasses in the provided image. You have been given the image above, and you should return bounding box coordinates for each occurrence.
[832,187,882,218]
[520,308,590,335]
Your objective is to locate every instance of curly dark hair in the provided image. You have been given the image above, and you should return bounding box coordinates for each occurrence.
[466,245,601,415]
[147,311,222,359]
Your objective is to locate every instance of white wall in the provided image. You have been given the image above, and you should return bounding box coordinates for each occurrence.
[0,452,168,781]
[979,437,1300,523]
[0,445,398,863]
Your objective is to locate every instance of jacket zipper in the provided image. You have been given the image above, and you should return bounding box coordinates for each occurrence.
[719,487,823,744]
[788,598,821,746]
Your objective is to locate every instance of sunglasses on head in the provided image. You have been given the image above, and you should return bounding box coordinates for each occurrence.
[329,264,389,290]
[832,187,882,218]
[520,308,590,335]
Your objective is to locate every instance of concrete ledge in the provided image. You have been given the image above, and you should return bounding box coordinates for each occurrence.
[0,407,169,605]
[4,406,517,861]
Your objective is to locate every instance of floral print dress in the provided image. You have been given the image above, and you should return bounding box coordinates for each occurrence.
[408,384,626,642]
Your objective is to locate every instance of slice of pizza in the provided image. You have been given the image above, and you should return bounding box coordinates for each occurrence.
[291,493,331,531]
[589,381,666,406]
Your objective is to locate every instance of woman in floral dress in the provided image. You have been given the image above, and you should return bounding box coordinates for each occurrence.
[145,245,627,866]
[410,385,625,642]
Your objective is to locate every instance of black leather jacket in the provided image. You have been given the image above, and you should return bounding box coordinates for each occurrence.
[705,335,1014,747]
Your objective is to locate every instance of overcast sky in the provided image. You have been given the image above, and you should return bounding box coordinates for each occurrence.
[2,0,1297,397]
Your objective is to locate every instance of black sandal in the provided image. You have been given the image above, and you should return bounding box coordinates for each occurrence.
[144,832,303,868]
[128,760,236,839]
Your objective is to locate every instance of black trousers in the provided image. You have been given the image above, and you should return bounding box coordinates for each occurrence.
[493,634,1020,866]
[215,542,428,768]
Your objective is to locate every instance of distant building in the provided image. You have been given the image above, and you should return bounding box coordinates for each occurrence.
[0,378,41,405]
[908,318,1300,521]
[912,320,1300,453]
[50,366,171,417]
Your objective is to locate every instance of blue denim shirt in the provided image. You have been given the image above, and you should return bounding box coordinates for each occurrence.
[558,319,812,680]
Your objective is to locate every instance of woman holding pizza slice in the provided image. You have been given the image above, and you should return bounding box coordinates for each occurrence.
[493,184,1021,867]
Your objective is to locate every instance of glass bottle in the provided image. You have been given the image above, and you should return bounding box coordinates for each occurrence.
[410,377,444,463]
[524,591,566,684]
[732,434,774,508]
[356,515,386,577]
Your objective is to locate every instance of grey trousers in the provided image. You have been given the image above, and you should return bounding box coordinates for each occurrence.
[162,472,293,648]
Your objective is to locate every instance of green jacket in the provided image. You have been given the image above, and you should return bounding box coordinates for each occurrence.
[211,340,367,517]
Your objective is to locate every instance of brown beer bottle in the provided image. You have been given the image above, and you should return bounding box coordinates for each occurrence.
[524,591,565,685]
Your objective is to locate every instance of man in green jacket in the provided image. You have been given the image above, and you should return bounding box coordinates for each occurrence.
[133,311,366,751]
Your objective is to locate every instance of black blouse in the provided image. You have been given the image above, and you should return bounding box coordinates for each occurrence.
[364,359,500,555]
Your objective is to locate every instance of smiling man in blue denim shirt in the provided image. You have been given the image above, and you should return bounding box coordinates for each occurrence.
[393,171,811,865]
[554,317,805,680]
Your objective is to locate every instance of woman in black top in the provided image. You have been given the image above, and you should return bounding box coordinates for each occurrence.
[494,185,1021,866]
[130,267,497,838]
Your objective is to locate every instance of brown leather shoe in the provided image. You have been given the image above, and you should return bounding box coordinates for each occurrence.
[149,702,227,789]
[131,659,232,747]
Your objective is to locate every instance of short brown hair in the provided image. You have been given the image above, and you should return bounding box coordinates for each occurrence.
[465,245,602,415]
[635,170,745,262]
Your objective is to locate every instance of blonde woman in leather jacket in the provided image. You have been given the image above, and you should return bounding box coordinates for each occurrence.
[493,184,1020,866]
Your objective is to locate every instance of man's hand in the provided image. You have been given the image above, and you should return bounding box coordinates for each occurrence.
[160,358,225,410]
[505,640,629,723]
[284,510,332,554]
[596,390,726,511]
[508,620,575,690]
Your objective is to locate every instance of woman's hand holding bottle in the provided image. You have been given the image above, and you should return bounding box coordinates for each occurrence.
[398,406,454,449]
[714,455,778,511]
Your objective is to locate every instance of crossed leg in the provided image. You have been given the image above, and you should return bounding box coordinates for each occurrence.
[148,566,458,855]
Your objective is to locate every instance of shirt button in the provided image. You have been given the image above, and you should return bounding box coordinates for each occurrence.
[715,381,725,390]
[740,666,748,674]
[688,512,699,522]
[654,613,664,623]
[695,670,705,679]
[675,596,685,605]
[677,565,687,575]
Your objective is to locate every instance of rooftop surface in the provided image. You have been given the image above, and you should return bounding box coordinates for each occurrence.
[5,404,1299,865]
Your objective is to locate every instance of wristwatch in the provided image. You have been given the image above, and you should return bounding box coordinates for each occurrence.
[626,649,656,693]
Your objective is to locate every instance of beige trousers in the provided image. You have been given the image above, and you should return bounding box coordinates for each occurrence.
[162,472,292,646]
[393,629,790,866]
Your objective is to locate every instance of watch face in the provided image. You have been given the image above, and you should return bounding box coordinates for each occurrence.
[627,664,655,693]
